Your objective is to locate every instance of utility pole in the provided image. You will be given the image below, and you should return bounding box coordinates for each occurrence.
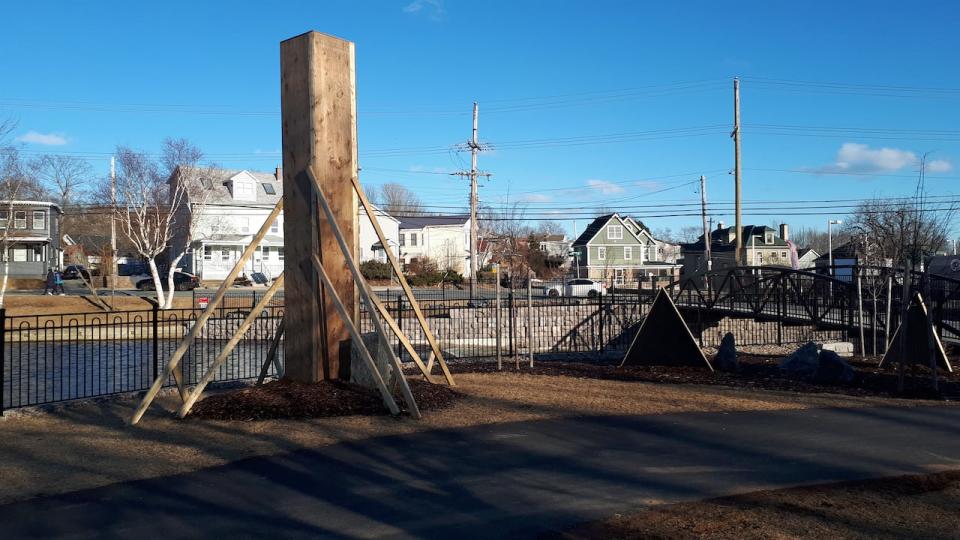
[469,102,479,297]
[452,102,490,299]
[110,156,117,296]
[699,175,711,273]
[732,78,744,266]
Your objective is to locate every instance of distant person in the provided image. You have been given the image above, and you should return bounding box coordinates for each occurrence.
[54,269,65,296]
[44,268,55,295]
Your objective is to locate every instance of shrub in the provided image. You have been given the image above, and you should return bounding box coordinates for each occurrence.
[360,260,393,280]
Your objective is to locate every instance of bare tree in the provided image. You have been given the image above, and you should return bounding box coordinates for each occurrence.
[534,220,566,237]
[0,120,50,305]
[34,154,91,208]
[114,139,207,309]
[372,183,423,216]
[845,195,953,268]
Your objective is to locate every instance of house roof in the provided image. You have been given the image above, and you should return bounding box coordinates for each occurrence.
[798,247,820,259]
[573,214,616,246]
[815,242,858,261]
[398,214,470,230]
[682,224,789,251]
[177,167,283,206]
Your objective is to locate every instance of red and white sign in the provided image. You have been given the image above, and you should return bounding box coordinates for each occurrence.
[197,297,209,308]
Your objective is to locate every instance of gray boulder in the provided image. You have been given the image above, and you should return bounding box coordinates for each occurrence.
[779,342,820,378]
[815,349,856,384]
[715,332,739,372]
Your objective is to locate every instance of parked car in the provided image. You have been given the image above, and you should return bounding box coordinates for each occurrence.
[499,276,544,289]
[136,271,200,291]
[62,265,91,280]
[545,278,606,298]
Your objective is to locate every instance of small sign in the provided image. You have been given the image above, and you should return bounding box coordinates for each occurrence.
[197,297,209,308]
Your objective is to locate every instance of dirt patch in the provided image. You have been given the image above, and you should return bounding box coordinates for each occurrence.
[552,470,960,540]
[437,355,960,400]
[189,378,461,420]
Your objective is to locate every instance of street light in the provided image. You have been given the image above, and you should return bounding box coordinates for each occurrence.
[828,219,843,277]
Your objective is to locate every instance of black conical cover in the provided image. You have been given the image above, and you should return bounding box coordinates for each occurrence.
[621,289,713,370]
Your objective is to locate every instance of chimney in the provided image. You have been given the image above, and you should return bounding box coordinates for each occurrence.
[779,223,789,241]
[717,221,724,231]
[274,166,282,182]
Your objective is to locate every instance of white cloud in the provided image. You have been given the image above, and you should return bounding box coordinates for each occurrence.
[517,193,552,203]
[16,131,67,146]
[810,142,953,175]
[586,179,625,195]
[403,0,445,20]
[927,159,954,173]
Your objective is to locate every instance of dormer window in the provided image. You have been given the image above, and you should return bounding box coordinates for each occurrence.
[765,232,774,244]
[227,171,259,202]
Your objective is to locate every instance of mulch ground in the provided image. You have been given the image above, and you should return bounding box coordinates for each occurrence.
[550,470,960,540]
[189,378,462,420]
[435,355,960,400]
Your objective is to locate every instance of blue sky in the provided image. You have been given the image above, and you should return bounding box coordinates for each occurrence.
[2,0,959,239]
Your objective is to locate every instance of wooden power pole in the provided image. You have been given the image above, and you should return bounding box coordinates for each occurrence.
[699,175,711,272]
[110,156,117,295]
[733,78,744,265]
[280,31,359,382]
[469,102,479,297]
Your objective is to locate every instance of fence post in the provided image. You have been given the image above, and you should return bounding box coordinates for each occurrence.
[152,303,159,382]
[396,295,403,359]
[598,287,605,353]
[776,277,783,346]
[0,307,5,416]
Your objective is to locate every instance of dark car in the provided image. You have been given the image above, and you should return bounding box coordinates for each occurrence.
[62,265,91,280]
[136,271,200,291]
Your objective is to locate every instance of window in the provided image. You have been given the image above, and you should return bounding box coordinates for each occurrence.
[262,183,276,195]
[204,246,212,261]
[399,233,405,246]
[239,218,250,234]
[221,248,231,262]
[623,246,632,260]
[233,181,255,200]
[411,234,417,246]
[11,248,27,262]
[270,218,279,234]
[278,247,285,260]
[33,245,43,261]
[33,211,45,230]
[14,211,26,229]
[607,225,623,240]
[765,232,774,244]
[781,251,787,259]
[0,211,7,229]
[598,246,606,260]
[614,268,625,285]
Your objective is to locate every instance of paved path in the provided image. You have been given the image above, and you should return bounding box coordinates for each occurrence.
[2,405,959,539]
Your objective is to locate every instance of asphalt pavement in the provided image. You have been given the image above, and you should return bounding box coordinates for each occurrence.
[1,405,958,539]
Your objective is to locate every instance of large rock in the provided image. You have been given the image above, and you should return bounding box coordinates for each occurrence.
[715,332,739,372]
[816,349,856,384]
[349,333,397,390]
[779,342,820,379]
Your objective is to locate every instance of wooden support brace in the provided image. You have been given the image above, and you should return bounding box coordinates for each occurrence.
[312,254,400,415]
[367,292,435,382]
[349,174,455,386]
[257,318,286,386]
[309,167,420,418]
[129,200,283,425]
[177,276,285,417]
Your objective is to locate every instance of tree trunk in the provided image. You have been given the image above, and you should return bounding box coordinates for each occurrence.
[164,252,186,309]
[147,258,166,308]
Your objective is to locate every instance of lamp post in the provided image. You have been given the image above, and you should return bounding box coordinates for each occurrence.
[828,219,843,277]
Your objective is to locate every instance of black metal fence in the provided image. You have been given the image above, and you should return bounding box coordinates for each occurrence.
[7,268,955,413]
[1,291,284,412]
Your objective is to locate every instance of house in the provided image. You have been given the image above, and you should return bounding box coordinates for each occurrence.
[169,167,285,281]
[814,242,859,281]
[398,215,471,276]
[681,222,793,276]
[533,234,572,259]
[571,213,681,285]
[359,205,400,264]
[169,166,400,281]
[797,248,820,269]
[0,201,63,278]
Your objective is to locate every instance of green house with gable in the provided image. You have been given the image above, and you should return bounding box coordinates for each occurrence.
[571,213,681,285]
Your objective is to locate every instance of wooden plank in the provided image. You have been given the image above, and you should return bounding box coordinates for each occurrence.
[130,201,283,425]
[367,291,434,382]
[177,276,285,418]
[349,174,455,386]
[312,254,400,415]
[281,31,358,383]
[257,318,286,386]
[310,168,420,418]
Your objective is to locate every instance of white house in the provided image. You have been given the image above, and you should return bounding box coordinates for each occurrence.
[169,166,399,281]
[398,215,471,276]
